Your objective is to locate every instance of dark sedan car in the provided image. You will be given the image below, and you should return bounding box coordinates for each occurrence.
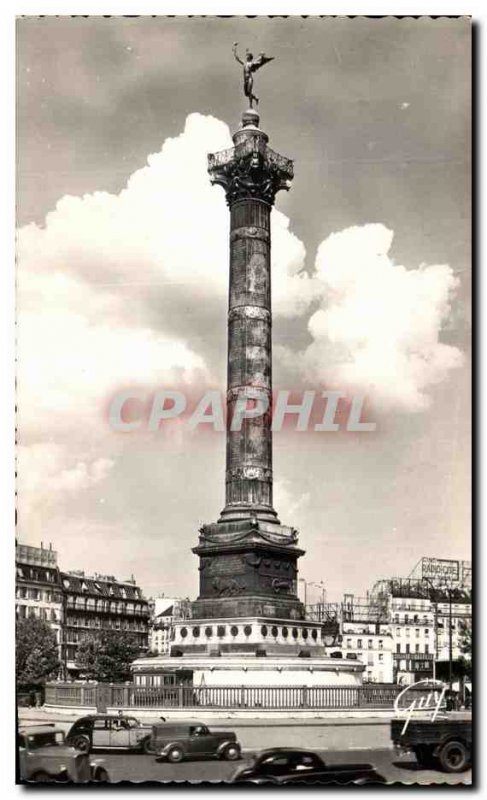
[230,748,387,785]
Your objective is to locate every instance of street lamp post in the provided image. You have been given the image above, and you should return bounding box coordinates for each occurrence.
[447,590,453,693]
[422,577,457,693]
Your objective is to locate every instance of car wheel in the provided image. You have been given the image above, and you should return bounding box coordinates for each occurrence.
[167,746,184,763]
[438,740,470,773]
[74,735,91,754]
[223,744,241,761]
[142,738,155,754]
[30,771,51,783]
[93,767,109,783]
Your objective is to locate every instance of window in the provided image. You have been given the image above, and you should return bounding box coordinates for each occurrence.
[378,639,383,649]
[405,628,410,637]
[396,644,401,654]
[378,653,383,661]
[405,644,410,654]
[425,644,429,654]
[425,628,430,636]
[368,639,373,649]
[346,638,352,648]
[357,639,362,648]
[415,629,420,637]
[415,644,420,653]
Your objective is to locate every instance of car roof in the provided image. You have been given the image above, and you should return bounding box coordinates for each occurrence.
[154,719,207,726]
[258,748,318,758]
[76,714,139,721]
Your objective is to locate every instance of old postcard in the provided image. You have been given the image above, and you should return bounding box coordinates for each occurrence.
[15,15,471,786]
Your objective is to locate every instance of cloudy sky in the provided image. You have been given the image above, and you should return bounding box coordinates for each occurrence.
[16,16,471,603]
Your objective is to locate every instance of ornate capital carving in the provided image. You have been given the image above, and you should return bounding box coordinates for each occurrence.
[208,139,293,206]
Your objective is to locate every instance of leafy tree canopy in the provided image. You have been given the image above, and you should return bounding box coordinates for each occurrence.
[16,617,60,685]
[76,630,141,682]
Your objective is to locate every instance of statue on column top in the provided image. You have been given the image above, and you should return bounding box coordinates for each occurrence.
[233,42,274,109]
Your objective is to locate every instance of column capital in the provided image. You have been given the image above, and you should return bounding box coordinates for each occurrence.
[208,123,294,207]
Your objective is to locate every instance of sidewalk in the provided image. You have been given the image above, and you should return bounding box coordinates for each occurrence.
[18,705,391,727]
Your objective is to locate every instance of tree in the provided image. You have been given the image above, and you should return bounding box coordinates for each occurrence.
[75,635,102,680]
[76,630,141,682]
[16,617,60,685]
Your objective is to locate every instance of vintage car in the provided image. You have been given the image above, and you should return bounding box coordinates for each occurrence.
[18,725,109,783]
[230,748,387,785]
[150,721,241,763]
[391,713,472,772]
[65,714,153,754]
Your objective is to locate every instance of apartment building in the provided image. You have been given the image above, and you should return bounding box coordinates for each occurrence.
[61,571,150,676]
[15,542,63,659]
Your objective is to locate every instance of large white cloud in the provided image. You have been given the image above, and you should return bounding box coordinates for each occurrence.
[16,113,314,534]
[302,224,463,412]
[16,115,463,552]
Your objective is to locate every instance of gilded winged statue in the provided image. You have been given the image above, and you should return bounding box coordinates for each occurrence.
[233,42,274,108]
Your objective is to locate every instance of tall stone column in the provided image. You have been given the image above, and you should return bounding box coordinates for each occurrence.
[224,193,274,521]
[191,110,305,621]
[213,109,292,522]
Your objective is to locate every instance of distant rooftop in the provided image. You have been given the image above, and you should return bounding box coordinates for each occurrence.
[16,542,57,567]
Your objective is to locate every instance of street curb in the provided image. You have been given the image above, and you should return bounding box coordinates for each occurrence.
[18,712,392,728]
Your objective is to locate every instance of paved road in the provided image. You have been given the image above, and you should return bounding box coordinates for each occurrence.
[41,718,393,751]
[95,749,471,786]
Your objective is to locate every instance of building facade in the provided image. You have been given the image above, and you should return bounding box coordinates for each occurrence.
[148,598,191,655]
[373,560,472,685]
[336,595,394,683]
[319,558,472,686]
[15,542,63,661]
[60,571,150,676]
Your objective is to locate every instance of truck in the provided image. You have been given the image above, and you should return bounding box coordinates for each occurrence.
[390,713,472,773]
[17,725,110,783]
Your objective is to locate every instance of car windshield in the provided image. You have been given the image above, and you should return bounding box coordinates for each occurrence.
[125,718,140,728]
[27,731,65,749]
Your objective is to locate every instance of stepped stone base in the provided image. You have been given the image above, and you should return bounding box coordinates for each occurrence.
[192,518,305,620]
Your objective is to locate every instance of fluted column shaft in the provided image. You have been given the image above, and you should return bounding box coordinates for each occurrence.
[222,198,275,521]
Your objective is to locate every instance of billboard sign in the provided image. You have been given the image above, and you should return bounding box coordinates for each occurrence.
[421,558,460,582]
